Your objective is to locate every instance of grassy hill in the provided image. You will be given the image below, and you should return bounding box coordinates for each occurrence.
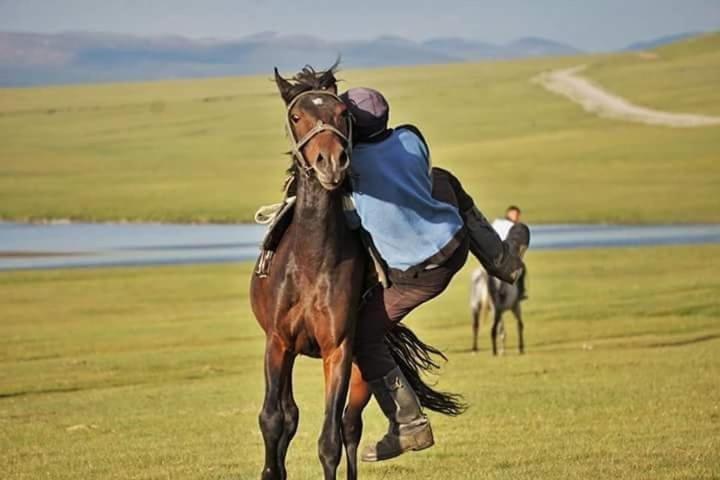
[2,245,719,478]
[586,33,720,116]
[0,34,718,224]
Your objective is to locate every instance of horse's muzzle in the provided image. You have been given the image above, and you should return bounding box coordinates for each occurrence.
[317,151,350,190]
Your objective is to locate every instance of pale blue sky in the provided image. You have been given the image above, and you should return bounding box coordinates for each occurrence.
[1,0,719,51]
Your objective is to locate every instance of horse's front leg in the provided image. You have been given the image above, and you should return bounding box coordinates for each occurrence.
[342,363,371,480]
[513,303,525,354]
[259,335,292,480]
[277,355,298,480]
[491,311,502,356]
[319,337,353,480]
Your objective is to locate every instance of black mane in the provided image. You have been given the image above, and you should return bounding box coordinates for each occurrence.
[274,59,340,104]
[293,62,339,91]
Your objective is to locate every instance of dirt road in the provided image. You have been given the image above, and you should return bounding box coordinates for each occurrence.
[534,65,720,128]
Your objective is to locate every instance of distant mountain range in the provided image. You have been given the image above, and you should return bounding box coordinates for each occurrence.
[622,32,701,51]
[0,31,701,87]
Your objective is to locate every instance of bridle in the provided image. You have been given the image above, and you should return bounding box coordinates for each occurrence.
[284,90,352,177]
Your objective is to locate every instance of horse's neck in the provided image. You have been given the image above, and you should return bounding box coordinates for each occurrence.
[291,174,346,264]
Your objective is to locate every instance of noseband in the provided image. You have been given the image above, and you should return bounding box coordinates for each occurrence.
[285,90,352,177]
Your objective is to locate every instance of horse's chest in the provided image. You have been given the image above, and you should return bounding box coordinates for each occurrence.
[280,272,337,328]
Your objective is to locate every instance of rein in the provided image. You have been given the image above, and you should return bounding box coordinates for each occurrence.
[285,90,352,177]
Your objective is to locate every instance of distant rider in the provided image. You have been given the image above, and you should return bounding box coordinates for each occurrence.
[492,205,530,299]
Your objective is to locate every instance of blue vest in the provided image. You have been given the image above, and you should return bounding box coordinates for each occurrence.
[350,129,463,271]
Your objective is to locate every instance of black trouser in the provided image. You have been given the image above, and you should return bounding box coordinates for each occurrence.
[354,235,469,381]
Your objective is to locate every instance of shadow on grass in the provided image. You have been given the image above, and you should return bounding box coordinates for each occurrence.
[447,331,720,357]
[647,333,720,348]
[0,386,83,399]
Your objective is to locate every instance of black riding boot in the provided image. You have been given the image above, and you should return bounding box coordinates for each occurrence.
[462,206,525,284]
[361,367,434,462]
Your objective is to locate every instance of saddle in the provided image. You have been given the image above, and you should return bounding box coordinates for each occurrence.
[254,176,390,288]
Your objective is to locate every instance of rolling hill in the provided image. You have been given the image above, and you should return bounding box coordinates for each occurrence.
[0,33,718,224]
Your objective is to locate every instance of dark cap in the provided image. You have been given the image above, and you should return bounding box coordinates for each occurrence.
[340,87,389,141]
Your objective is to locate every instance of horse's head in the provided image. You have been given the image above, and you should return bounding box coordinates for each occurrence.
[274,62,351,191]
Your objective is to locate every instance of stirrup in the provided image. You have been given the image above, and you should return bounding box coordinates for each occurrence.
[256,250,274,278]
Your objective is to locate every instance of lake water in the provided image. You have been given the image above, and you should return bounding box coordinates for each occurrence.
[2,222,720,271]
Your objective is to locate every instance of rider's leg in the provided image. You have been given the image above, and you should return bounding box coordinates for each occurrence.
[354,238,469,462]
[432,168,524,284]
[353,286,432,463]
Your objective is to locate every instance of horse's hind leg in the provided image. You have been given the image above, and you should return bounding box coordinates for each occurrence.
[490,311,502,356]
[319,339,353,480]
[342,363,371,480]
[513,303,525,354]
[277,355,298,480]
[471,308,480,352]
[259,336,291,480]
[500,319,507,354]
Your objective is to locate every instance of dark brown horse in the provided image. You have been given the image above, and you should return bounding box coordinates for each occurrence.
[250,63,363,480]
[251,63,464,480]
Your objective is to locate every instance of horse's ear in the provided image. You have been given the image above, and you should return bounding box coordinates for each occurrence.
[274,67,294,104]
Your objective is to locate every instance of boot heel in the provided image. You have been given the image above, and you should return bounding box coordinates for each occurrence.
[411,425,435,451]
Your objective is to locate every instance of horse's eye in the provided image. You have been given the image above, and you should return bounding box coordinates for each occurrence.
[291,114,301,123]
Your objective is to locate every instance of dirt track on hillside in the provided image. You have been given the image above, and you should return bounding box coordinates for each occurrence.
[533,65,720,128]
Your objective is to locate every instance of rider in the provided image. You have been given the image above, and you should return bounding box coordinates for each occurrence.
[492,205,530,299]
[340,87,526,462]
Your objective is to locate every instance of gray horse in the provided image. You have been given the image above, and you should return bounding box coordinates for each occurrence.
[470,266,525,355]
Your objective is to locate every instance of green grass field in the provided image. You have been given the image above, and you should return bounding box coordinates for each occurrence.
[586,34,720,116]
[2,245,719,479]
[1,34,719,224]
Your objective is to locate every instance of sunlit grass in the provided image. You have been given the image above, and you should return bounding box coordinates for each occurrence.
[1,245,719,479]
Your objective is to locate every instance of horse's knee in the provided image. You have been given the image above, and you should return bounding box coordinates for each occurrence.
[318,434,342,470]
[341,412,356,433]
[342,410,362,443]
[259,406,284,438]
[283,402,299,435]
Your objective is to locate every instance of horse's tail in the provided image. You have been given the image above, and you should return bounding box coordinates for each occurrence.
[385,323,467,416]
